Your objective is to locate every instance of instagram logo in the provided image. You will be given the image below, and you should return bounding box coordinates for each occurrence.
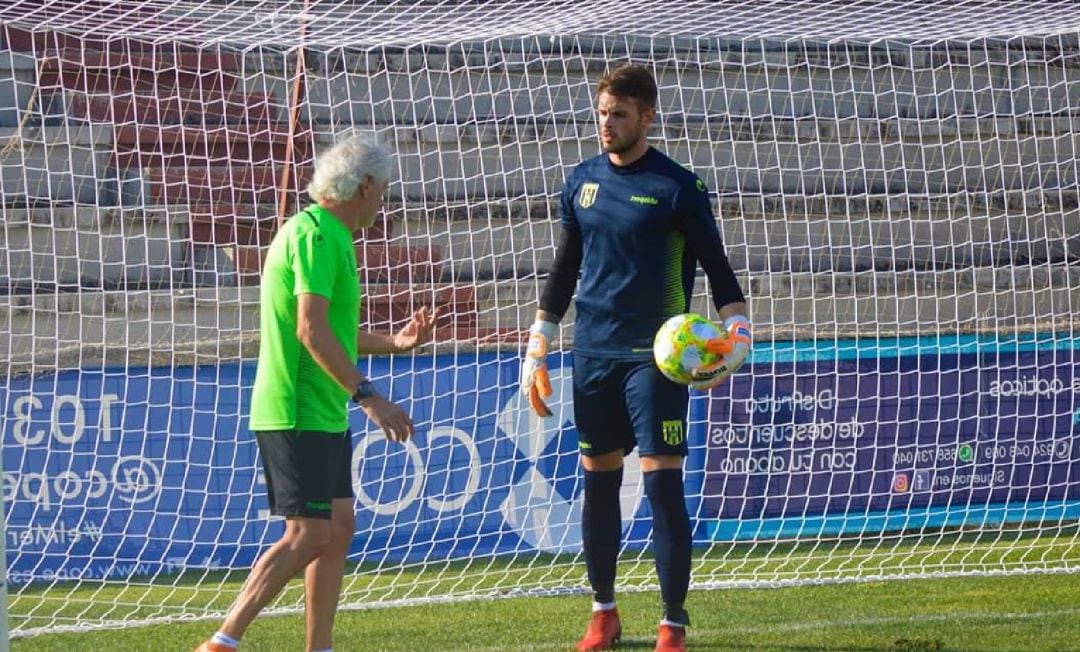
[892,473,910,493]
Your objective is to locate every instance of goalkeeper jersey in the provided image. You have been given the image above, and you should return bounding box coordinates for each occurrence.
[557,146,744,360]
[249,204,360,433]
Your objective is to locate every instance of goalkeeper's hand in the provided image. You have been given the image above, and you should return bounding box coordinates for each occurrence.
[520,320,558,417]
[689,315,752,390]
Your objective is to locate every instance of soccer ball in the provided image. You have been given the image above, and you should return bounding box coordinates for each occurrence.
[652,313,725,385]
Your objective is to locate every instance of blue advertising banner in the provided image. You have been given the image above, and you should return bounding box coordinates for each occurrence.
[0,353,699,584]
[1,335,1077,583]
[702,335,1080,540]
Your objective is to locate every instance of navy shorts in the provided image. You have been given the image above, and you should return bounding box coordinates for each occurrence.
[573,354,690,458]
[255,430,354,519]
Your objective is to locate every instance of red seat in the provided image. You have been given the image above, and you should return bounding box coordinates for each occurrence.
[111,124,302,169]
[72,91,275,127]
[356,243,443,284]
[144,166,312,205]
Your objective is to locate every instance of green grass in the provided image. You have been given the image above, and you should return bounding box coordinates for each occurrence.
[10,573,1080,651]
[8,531,1080,651]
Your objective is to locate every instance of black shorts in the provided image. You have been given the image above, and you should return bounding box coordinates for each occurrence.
[573,354,690,458]
[255,430,354,519]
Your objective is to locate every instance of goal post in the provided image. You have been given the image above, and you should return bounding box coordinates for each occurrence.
[0,0,1078,638]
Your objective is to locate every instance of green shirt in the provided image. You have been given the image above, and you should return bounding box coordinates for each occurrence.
[249,205,360,432]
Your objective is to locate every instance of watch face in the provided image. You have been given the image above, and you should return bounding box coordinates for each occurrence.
[354,381,377,402]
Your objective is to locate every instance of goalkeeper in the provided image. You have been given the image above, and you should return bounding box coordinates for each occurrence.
[520,65,749,652]
[196,133,439,652]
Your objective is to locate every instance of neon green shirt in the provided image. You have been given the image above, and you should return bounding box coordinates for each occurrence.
[249,205,359,432]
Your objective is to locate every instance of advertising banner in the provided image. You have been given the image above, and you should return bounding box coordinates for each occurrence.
[2,336,1077,582]
[0,353,690,583]
[701,336,1080,540]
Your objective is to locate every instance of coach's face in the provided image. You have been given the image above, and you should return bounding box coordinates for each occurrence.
[353,176,389,230]
[597,91,654,155]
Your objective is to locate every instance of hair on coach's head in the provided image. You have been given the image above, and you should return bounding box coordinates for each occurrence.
[307,131,394,203]
[597,64,658,111]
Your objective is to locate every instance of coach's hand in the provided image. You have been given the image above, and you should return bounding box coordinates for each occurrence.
[520,320,558,417]
[359,395,415,442]
[392,305,443,351]
[689,316,752,390]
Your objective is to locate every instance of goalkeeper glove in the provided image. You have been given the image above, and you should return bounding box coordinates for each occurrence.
[689,315,753,390]
[520,320,558,417]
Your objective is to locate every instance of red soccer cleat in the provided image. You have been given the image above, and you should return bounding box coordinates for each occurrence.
[576,607,622,651]
[654,623,687,652]
[193,642,236,652]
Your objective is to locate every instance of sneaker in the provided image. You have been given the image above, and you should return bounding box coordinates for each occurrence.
[654,623,687,652]
[193,642,236,652]
[576,607,622,651]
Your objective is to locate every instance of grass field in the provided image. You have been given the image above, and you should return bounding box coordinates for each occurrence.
[9,532,1080,651]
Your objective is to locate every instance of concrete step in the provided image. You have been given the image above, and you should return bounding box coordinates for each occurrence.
[226,242,446,286]
[0,283,485,371]
[306,56,1080,123]
[0,51,36,128]
[2,202,1075,288]
[0,126,115,205]
[3,277,1073,374]
[6,34,1078,130]
[107,134,1080,201]
[6,115,1080,204]
[391,206,1080,278]
[0,207,188,289]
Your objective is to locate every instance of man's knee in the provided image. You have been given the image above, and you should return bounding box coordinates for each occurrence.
[327,500,356,552]
[640,454,682,474]
[581,449,625,472]
[284,519,334,559]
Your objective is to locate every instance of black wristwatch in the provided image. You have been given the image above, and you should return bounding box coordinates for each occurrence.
[351,379,379,404]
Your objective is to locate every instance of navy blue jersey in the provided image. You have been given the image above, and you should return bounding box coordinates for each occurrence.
[551,147,744,360]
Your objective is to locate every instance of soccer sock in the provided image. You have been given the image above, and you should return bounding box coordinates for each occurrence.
[644,468,692,626]
[211,632,241,648]
[582,466,623,606]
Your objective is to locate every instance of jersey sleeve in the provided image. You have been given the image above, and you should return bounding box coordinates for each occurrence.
[540,166,584,319]
[291,226,340,298]
[675,175,747,309]
[539,226,581,319]
[559,166,581,232]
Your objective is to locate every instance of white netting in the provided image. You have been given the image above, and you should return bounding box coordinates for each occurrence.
[0,0,1078,638]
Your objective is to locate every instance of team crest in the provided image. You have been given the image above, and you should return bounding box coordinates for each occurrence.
[661,420,685,446]
[579,182,599,208]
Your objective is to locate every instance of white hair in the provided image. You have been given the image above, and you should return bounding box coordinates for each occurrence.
[306,132,393,203]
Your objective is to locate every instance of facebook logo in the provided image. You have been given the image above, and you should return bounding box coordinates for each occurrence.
[913,470,932,492]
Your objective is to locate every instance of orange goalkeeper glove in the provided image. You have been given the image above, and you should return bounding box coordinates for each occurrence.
[689,315,752,390]
[520,320,558,417]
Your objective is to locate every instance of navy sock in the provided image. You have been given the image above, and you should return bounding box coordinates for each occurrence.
[582,466,623,604]
[644,468,691,624]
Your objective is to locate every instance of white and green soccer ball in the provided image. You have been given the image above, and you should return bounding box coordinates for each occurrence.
[652,313,724,385]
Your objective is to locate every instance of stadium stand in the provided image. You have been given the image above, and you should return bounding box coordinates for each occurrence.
[1,27,1078,368]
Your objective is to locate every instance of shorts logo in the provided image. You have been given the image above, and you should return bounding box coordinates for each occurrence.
[661,420,685,446]
[579,182,599,208]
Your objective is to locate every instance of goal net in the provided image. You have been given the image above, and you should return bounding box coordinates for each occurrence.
[1,0,1078,637]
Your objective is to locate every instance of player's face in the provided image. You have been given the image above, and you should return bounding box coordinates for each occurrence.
[354,177,389,229]
[597,91,654,154]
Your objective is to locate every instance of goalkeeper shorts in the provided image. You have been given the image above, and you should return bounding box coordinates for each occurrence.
[255,429,354,519]
[572,354,690,458]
